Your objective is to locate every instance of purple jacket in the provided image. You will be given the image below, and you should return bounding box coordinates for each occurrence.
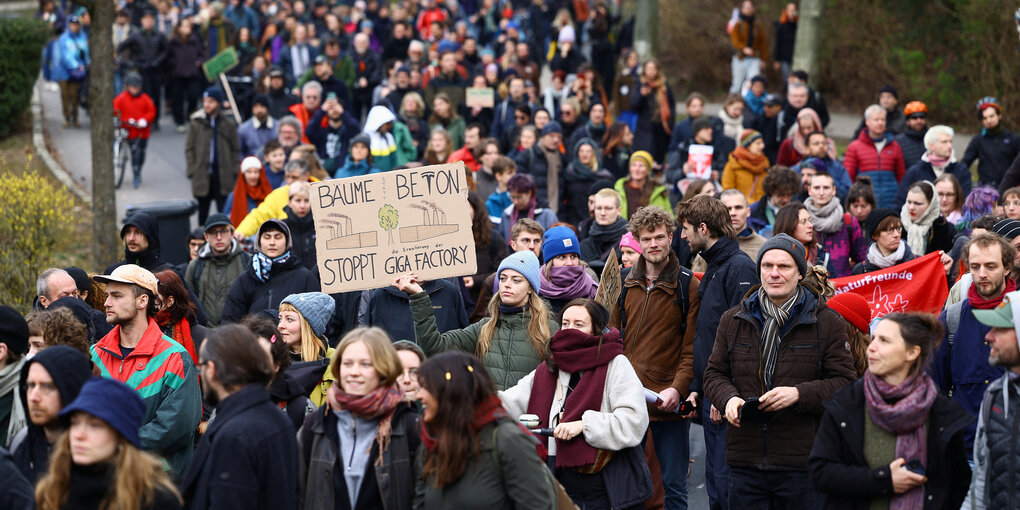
[817,214,867,278]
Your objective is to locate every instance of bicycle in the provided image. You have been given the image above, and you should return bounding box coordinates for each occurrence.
[113,117,136,189]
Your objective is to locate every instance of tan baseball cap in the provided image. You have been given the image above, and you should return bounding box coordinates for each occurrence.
[92,264,159,295]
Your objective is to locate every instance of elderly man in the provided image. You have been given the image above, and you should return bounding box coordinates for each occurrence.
[843,104,906,208]
[35,269,78,309]
[276,116,302,158]
[704,234,855,509]
[895,125,973,208]
[287,81,322,144]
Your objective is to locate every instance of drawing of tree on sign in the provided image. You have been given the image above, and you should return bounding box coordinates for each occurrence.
[379,205,399,245]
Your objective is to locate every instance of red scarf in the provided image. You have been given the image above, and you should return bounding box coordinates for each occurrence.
[229,166,273,227]
[968,279,1017,309]
[156,314,198,364]
[731,146,769,172]
[526,328,624,468]
[328,384,403,466]
[420,395,547,460]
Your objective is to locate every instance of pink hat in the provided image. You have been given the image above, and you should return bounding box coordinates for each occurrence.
[619,232,641,254]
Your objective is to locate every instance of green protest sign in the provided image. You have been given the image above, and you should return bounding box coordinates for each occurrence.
[202,47,239,82]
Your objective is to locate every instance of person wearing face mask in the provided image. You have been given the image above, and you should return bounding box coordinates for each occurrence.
[394,251,558,390]
[500,299,651,509]
[221,219,319,323]
[239,315,314,431]
[809,313,972,509]
[894,125,972,210]
[297,327,420,510]
[538,227,599,315]
[113,72,157,188]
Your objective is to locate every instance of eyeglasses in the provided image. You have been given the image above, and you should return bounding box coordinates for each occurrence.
[880,225,901,233]
[937,192,956,199]
[207,227,232,237]
[1005,200,1020,208]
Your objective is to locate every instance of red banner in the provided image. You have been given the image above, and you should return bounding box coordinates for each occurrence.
[830,252,949,322]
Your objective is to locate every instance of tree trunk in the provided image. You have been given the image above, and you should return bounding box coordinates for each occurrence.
[75,0,119,269]
[792,0,824,89]
[633,0,658,62]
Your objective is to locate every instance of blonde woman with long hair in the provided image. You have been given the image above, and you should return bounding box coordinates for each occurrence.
[278,292,336,406]
[36,377,181,510]
[394,251,557,390]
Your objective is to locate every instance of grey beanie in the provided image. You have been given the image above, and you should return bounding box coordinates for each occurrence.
[281,292,335,337]
[496,250,542,295]
[756,233,807,277]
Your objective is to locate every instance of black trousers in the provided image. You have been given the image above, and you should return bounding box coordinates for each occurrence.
[195,174,225,225]
[728,467,824,510]
[140,68,163,126]
[168,76,203,126]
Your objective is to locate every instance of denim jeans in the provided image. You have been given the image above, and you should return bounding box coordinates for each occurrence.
[730,55,762,94]
[729,467,824,510]
[649,420,690,510]
[702,400,730,510]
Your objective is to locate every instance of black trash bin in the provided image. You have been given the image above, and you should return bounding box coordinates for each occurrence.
[124,200,198,266]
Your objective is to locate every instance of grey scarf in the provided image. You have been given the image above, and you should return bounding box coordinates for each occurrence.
[1,358,25,447]
[804,198,844,234]
[757,286,801,390]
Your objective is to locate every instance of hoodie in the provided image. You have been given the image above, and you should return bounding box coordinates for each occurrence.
[49,296,113,345]
[105,212,174,274]
[363,106,399,172]
[11,346,92,483]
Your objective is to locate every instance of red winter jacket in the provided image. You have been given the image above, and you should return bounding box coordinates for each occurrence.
[447,146,480,172]
[842,129,906,182]
[113,91,156,139]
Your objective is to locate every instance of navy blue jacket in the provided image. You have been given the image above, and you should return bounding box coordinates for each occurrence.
[894,160,972,210]
[894,128,927,169]
[368,280,468,342]
[181,384,299,510]
[514,145,567,210]
[690,237,758,396]
[932,298,1006,455]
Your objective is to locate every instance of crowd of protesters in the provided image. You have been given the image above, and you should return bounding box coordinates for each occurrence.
[14,0,1020,509]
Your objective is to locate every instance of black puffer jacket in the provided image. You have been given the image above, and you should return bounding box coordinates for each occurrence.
[808,378,972,510]
[894,128,927,170]
[116,28,168,69]
[283,205,317,272]
[963,128,1020,186]
[220,255,319,324]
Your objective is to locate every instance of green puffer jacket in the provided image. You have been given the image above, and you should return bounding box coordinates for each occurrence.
[614,177,673,219]
[409,292,558,390]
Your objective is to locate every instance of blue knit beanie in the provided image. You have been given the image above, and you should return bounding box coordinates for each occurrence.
[60,377,145,448]
[497,251,542,295]
[542,226,580,262]
[281,292,336,337]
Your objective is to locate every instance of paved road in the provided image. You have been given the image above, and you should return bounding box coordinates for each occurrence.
[39,80,195,227]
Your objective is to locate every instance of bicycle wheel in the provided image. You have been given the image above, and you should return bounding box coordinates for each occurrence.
[114,138,130,189]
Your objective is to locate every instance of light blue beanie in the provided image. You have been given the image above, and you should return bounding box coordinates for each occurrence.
[496,251,542,295]
[280,292,335,337]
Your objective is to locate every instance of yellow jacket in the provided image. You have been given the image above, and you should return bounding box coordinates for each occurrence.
[237,177,320,236]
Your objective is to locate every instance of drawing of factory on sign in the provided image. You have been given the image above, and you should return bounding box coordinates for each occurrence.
[400,201,459,242]
[322,212,380,249]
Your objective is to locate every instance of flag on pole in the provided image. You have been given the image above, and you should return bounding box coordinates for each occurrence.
[830,252,949,328]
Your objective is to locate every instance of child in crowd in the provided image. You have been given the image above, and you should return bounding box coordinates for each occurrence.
[486,155,517,224]
[263,140,289,189]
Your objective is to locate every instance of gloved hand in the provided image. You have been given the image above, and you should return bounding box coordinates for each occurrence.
[137,119,148,128]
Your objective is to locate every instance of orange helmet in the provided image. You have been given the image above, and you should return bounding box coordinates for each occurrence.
[904,101,928,117]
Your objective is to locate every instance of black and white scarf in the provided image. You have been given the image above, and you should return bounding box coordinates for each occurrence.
[757,286,801,390]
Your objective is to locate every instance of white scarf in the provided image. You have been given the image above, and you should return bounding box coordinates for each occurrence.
[867,241,907,269]
[900,182,941,256]
[1,358,25,448]
[804,198,844,234]
[718,109,745,141]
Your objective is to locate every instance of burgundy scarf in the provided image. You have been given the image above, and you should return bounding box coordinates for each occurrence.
[968,279,1017,309]
[328,384,403,466]
[539,265,598,301]
[527,328,624,468]
[863,371,937,510]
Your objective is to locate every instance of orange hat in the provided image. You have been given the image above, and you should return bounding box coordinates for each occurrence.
[904,101,928,117]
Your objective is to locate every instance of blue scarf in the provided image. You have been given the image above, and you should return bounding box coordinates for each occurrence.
[252,250,291,282]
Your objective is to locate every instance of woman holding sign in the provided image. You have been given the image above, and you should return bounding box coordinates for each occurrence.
[500,298,651,509]
[808,313,971,509]
[394,251,558,390]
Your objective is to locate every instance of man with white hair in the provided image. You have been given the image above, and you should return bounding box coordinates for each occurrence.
[286,80,322,143]
[894,125,973,208]
[35,269,78,310]
[843,104,906,208]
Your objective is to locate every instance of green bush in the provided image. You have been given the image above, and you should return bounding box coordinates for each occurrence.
[0,170,76,313]
[0,17,49,138]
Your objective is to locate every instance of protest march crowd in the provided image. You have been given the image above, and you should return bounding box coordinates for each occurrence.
[12,0,1020,509]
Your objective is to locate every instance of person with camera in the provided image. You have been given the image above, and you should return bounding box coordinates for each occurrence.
[808,313,972,509]
[703,234,855,509]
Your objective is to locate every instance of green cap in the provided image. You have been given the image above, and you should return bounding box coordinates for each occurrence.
[973,300,1015,328]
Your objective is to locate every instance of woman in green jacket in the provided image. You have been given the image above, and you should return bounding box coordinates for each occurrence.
[394,251,557,390]
[614,150,672,219]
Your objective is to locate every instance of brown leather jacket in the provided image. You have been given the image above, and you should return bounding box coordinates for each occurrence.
[611,252,699,421]
[704,284,855,471]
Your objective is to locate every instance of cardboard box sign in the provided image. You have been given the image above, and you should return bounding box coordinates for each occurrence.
[310,162,478,293]
[465,87,495,108]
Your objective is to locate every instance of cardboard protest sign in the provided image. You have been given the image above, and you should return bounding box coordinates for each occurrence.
[686,144,713,180]
[465,87,495,108]
[310,163,477,293]
[829,251,949,329]
[594,251,621,311]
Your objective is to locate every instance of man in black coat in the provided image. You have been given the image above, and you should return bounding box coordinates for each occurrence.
[674,195,758,510]
[182,324,299,510]
[964,98,1020,188]
[106,212,175,274]
[117,8,169,129]
[895,101,929,169]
